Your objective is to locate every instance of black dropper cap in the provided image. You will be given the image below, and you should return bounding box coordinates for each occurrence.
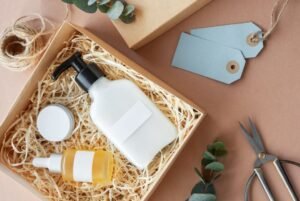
[52,52,104,92]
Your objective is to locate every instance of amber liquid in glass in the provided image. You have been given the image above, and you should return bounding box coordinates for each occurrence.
[61,149,114,185]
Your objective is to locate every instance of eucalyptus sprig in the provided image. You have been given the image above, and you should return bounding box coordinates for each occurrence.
[62,0,136,24]
[188,140,227,201]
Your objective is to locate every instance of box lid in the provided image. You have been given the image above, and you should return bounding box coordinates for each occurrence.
[112,0,212,49]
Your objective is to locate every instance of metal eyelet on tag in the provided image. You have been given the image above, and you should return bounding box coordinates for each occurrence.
[226,61,240,74]
[247,32,262,47]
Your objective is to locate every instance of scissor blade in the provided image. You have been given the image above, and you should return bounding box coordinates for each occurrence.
[239,122,261,154]
[254,168,276,201]
[273,159,299,201]
[248,118,265,152]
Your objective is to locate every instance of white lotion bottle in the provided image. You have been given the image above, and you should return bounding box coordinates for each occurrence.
[52,52,177,169]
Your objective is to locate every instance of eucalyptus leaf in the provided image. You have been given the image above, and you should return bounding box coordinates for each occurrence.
[189,193,216,201]
[123,4,135,16]
[213,141,227,157]
[119,12,135,23]
[215,149,227,157]
[99,0,110,5]
[107,1,124,20]
[205,162,224,172]
[203,151,216,161]
[73,0,97,13]
[213,141,225,150]
[87,0,97,6]
[98,4,110,13]
[201,158,214,167]
[62,0,74,3]
[191,182,215,195]
[207,141,227,156]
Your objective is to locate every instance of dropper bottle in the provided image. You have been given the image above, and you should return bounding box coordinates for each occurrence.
[33,149,114,184]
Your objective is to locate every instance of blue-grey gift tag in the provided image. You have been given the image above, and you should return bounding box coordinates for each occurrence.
[190,22,264,58]
[172,33,246,84]
[172,22,266,84]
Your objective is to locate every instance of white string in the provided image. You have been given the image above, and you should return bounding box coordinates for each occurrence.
[263,0,289,40]
[251,0,289,43]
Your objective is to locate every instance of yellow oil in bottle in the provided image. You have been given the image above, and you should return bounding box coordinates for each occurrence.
[61,149,114,185]
[92,150,114,184]
[61,149,76,182]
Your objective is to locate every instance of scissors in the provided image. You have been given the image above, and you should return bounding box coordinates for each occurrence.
[239,118,300,201]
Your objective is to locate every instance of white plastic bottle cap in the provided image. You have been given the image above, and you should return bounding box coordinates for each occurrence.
[37,104,75,142]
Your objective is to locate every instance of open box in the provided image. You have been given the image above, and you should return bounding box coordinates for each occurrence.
[0,22,206,201]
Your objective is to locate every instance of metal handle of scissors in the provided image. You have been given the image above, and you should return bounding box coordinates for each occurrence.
[273,159,299,201]
[254,168,275,201]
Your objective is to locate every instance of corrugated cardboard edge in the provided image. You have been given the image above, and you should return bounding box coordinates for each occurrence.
[0,21,207,201]
[113,0,212,49]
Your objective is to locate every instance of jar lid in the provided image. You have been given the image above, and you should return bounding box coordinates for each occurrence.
[37,104,75,142]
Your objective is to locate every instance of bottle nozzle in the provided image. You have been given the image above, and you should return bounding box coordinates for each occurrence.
[51,52,85,80]
[32,154,63,173]
[51,52,104,92]
[32,157,49,168]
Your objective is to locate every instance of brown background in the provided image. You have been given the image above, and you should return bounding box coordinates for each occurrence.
[1,0,300,200]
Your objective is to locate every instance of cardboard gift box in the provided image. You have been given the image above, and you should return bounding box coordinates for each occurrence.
[0,22,206,200]
[113,0,212,49]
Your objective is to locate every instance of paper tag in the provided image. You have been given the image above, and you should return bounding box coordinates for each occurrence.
[190,22,264,58]
[172,33,245,84]
[108,101,152,144]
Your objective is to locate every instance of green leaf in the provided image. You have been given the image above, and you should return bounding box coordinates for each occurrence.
[191,182,215,195]
[214,149,227,157]
[189,193,216,201]
[194,168,205,183]
[87,0,97,6]
[207,141,227,156]
[62,0,74,4]
[203,151,216,161]
[119,12,135,23]
[98,4,110,13]
[205,162,224,172]
[201,158,214,167]
[107,1,124,20]
[99,0,110,5]
[73,0,98,13]
[123,4,135,16]
[213,141,225,150]
[213,141,227,157]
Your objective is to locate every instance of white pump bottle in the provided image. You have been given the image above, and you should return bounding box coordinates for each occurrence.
[52,52,177,169]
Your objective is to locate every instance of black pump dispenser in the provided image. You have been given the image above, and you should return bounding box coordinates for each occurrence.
[52,52,104,92]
